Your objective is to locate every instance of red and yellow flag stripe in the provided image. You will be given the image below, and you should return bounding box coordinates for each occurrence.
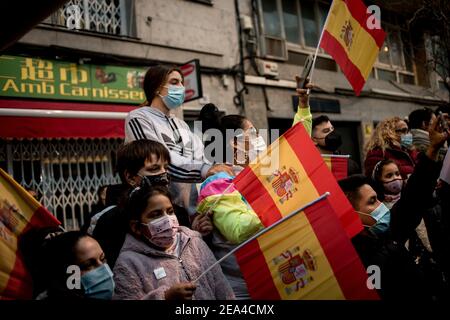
[234,123,362,239]
[320,0,386,95]
[235,199,378,299]
[0,168,60,299]
[322,155,349,181]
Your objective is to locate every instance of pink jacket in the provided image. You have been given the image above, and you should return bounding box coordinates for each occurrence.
[113,227,235,300]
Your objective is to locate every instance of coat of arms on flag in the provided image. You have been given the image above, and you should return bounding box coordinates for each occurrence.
[273,246,317,295]
[319,0,386,95]
[234,122,362,238]
[234,196,379,300]
[266,166,300,204]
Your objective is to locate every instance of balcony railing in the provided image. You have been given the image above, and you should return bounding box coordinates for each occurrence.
[43,0,135,37]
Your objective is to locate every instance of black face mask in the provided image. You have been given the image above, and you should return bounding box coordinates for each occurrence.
[323,131,342,152]
[140,172,170,188]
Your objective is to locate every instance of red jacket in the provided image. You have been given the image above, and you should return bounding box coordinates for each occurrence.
[364,146,418,179]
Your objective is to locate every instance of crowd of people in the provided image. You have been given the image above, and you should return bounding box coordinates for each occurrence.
[19,65,450,301]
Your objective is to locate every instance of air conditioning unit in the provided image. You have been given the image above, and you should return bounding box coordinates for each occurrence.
[262,36,288,61]
[257,60,279,79]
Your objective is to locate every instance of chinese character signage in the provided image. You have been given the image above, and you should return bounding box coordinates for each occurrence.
[0,55,203,104]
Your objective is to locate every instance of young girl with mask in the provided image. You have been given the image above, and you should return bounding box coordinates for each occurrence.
[371,160,404,210]
[112,186,235,300]
[371,159,432,251]
[124,65,233,217]
[21,229,115,300]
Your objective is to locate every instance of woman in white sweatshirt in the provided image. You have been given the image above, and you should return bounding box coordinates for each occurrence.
[125,65,233,215]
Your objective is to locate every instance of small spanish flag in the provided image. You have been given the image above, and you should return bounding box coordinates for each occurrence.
[320,0,386,95]
[234,123,362,239]
[235,196,378,299]
[322,154,349,180]
[0,168,60,299]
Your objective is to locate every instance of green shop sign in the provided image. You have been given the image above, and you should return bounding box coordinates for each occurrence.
[0,55,147,104]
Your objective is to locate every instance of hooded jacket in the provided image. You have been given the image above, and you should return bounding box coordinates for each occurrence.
[113,226,235,300]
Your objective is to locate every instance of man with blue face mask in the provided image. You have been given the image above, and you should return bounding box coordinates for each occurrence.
[338,175,431,300]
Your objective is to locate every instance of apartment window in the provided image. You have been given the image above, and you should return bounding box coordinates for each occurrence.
[292,96,340,113]
[259,1,419,85]
[377,69,396,82]
[43,0,136,37]
[427,35,449,89]
[259,0,330,57]
[301,0,321,47]
[282,0,300,43]
[187,0,213,4]
[374,22,416,84]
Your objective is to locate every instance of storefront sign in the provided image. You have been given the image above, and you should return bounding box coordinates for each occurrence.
[0,55,203,104]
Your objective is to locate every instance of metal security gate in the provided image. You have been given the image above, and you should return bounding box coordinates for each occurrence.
[0,138,122,230]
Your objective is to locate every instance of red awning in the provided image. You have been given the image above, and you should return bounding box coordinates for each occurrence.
[0,99,136,139]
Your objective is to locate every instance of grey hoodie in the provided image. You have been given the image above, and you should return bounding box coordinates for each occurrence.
[113,226,235,300]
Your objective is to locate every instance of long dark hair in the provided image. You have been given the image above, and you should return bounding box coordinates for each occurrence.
[126,185,173,226]
[143,65,184,104]
[198,104,248,163]
[371,159,398,201]
[20,229,92,299]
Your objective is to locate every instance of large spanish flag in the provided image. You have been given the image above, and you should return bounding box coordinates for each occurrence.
[0,168,60,299]
[235,197,378,299]
[234,123,362,239]
[322,154,349,181]
[320,0,386,95]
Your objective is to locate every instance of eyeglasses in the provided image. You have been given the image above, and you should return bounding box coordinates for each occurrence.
[395,128,409,134]
[235,127,259,139]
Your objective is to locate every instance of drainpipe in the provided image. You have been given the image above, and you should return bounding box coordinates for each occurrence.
[234,0,247,114]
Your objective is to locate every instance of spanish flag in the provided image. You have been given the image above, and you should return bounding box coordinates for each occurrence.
[235,196,378,299]
[320,0,386,95]
[234,123,362,239]
[0,168,60,299]
[322,154,349,180]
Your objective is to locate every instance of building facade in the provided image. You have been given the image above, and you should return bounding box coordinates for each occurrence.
[0,0,448,228]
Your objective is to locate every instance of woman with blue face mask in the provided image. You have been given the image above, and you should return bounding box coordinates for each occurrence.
[22,230,115,300]
[124,65,235,219]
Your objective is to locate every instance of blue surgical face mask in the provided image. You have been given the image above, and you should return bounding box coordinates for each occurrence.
[359,202,391,235]
[400,133,413,149]
[159,85,185,109]
[81,263,115,300]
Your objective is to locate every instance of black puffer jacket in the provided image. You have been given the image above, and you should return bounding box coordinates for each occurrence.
[423,183,450,299]
[352,230,431,300]
[351,152,442,300]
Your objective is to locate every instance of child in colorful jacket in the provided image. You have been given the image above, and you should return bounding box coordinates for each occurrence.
[195,85,313,298]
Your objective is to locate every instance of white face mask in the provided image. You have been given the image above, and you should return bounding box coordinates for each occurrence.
[234,128,267,165]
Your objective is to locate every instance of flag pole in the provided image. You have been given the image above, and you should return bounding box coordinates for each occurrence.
[308,0,334,85]
[193,192,330,283]
[321,154,351,158]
